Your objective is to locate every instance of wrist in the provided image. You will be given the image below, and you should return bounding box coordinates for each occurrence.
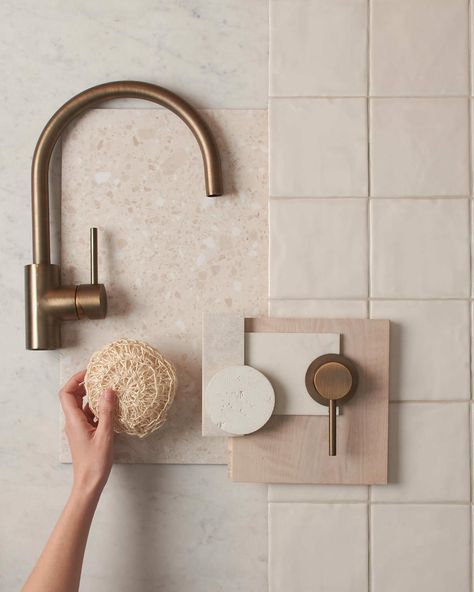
[71,479,104,505]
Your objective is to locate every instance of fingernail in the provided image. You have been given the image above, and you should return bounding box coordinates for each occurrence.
[104,389,115,401]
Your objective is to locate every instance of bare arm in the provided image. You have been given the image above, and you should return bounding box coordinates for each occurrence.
[22,370,116,592]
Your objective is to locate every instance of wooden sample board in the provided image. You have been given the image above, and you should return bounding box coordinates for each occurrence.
[229,317,390,484]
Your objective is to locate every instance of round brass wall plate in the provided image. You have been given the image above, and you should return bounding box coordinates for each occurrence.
[305,353,358,407]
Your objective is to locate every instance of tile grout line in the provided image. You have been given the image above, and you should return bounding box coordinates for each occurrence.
[467,4,473,592]
[366,2,373,592]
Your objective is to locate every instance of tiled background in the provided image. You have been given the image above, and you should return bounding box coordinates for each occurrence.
[2,1,474,591]
[268,1,473,591]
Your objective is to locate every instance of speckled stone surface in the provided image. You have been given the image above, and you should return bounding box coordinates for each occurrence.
[59,108,268,464]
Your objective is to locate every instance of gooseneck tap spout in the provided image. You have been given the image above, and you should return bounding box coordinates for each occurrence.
[25,81,224,350]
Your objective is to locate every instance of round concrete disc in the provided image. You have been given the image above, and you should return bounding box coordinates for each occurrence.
[205,365,275,436]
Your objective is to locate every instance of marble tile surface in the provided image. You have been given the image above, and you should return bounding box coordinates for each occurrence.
[371,300,470,401]
[370,98,469,197]
[371,0,469,96]
[371,199,470,298]
[371,504,470,592]
[59,109,268,464]
[270,0,368,97]
[0,2,270,588]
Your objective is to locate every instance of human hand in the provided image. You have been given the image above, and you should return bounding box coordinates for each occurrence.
[60,370,116,497]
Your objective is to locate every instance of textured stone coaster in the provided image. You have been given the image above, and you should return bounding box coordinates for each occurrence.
[59,108,268,464]
[205,365,275,435]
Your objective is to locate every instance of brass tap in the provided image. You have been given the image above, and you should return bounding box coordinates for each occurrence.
[25,81,223,350]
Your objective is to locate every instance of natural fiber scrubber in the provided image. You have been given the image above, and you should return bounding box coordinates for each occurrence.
[85,339,177,438]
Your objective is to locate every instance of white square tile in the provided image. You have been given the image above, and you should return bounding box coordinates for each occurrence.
[371,0,469,96]
[270,199,368,298]
[269,299,368,319]
[371,505,470,592]
[270,99,368,197]
[269,503,368,592]
[372,403,470,502]
[270,0,368,96]
[370,99,469,197]
[268,484,368,502]
[371,300,470,401]
[371,199,470,298]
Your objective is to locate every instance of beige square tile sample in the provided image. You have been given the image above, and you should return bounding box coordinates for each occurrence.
[270,98,368,197]
[270,0,367,96]
[371,0,468,96]
[371,199,470,298]
[270,299,368,319]
[371,300,470,401]
[59,108,268,464]
[270,199,368,299]
[269,503,368,592]
[371,505,470,592]
[372,403,470,503]
[245,332,339,415]
[370,98,469,197]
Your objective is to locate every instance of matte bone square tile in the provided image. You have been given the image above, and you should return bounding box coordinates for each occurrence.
[370,99,469,197]
[270,199,368,298]
[270,98,368,197]
[371,199,470,298]
[269,503,368,592]
[270,0,368,97]
[371,403,470,502]
[371,505,470,592]
[371,0,469,96]
[370,300,470,401]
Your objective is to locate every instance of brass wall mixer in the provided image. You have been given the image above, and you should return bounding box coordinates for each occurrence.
[25,81,223,350]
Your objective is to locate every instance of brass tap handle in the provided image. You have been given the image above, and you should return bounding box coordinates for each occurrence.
[75,228,107,320]
[90,227,98,284]
[305,354,358,456]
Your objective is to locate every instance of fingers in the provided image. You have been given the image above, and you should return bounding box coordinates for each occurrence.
[96,389,116,438]
[61,369,87,396]
[83,403,97,427]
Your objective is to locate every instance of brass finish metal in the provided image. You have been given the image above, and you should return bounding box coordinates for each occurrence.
[25,81,223,350]
[305,354,358,456]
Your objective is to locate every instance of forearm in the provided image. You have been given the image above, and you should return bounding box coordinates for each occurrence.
[22,486,101,592]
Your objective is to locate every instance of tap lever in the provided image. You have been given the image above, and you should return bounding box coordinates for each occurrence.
[90,227,98,284]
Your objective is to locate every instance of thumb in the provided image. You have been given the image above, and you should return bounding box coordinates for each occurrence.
[97,389,116,436]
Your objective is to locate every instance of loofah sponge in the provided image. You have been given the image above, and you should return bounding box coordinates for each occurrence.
[85,339,177,438]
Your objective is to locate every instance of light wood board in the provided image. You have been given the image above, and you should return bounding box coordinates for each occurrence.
[229,317,390,484]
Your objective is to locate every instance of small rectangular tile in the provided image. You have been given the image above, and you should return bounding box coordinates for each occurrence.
[371,300,470,401]
[370,99,469,197]
[270,0,367,96]
[246,332,339,415]
[269,299,368,319]
[371,199,470,298]
[270,98,368,197]
[371,505,470,592]
[270,199,368,299]
[202,313,244,436]
[269,503,368,592]
[372,403,470,502]
[268,484,368,502]
[371,0,469,96]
